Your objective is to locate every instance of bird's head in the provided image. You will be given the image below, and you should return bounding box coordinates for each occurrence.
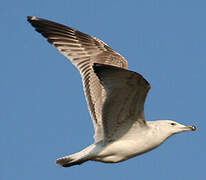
[149,120,197,139]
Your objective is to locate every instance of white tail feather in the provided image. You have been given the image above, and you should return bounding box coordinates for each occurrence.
[56,145,96,167]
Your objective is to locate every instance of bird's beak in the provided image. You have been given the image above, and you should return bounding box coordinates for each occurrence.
[181,125,197,132]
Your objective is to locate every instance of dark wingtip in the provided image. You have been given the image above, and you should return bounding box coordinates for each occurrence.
[27,16,36,22]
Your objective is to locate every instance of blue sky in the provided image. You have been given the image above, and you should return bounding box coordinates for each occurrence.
[1,0,205,179]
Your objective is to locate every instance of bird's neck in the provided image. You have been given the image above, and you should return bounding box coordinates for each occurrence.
[147,121,172,145]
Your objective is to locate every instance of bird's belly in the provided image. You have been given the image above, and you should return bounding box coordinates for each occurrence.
[93,139,159,163]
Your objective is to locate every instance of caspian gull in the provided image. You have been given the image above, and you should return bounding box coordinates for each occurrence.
[27,16,197,167]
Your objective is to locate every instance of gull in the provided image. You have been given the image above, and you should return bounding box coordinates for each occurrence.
[27,16,197,167]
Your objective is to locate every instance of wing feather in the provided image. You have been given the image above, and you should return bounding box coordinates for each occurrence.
[93,64,150,141]
[27,16,128,142]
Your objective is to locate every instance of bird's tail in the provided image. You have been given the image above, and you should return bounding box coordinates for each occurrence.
[56,145,95,167]
[56,154,87,167]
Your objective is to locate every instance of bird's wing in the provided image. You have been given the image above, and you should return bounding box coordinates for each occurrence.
[93,64,150,142]
[27,16,128,142]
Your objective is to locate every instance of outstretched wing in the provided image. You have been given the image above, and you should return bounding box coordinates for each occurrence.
[27,16,128,142]
[93,64,150,142]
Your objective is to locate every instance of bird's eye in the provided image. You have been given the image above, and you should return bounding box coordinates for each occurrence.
[170,123,176,126]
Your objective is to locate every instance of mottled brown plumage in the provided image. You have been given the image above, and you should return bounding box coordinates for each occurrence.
[28,16,128,142]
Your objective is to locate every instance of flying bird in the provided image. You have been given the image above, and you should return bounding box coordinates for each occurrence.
[27,16,197,167]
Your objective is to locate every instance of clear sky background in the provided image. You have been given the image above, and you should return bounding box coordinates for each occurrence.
[1,0,205,179]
